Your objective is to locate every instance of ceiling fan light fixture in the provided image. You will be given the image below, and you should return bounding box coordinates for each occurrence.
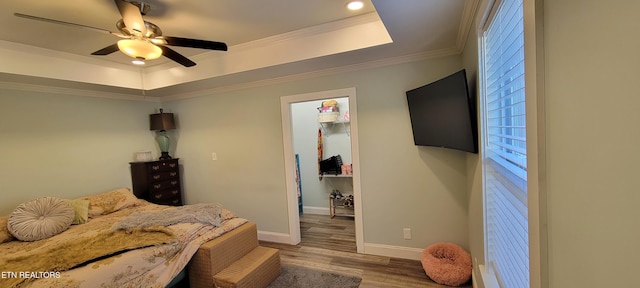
[132,58,146,65]
[16,0,227,68]
[150,38,168,45]
[117,39,162,60]
[346,0,364,10]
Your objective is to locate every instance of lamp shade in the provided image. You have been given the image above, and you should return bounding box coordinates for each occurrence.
[150,110,175,131]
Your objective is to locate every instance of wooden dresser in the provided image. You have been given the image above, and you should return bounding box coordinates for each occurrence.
[130,158,182,205]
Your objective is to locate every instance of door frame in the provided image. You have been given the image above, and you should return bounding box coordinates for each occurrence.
[280,87,363,252]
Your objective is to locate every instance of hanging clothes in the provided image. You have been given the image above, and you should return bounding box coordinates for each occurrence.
[295,154,303,215]
[318,128,323,180]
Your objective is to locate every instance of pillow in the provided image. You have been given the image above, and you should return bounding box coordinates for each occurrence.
[81,188,139,218]
[0,215,15,244]
[64,199,90,224]
[7,197,75,242]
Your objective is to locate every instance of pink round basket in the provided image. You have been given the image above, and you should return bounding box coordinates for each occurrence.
[421,242,472,286]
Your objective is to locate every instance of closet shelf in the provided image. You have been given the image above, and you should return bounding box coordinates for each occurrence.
[329,196,355,218]
[319,120,350,136]
[321,174,352,178]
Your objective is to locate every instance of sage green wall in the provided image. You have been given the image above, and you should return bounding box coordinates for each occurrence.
[0,89,158,215]
[161,88,291,233]
[462,0,640,287]
[165,55,470,248]
[461,11,484,287]
[544,0,640,287]
[0,54,470,251]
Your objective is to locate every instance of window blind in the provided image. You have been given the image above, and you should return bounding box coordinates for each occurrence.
[480,0,529,287]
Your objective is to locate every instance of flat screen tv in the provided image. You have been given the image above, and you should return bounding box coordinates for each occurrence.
[406,69,478,153]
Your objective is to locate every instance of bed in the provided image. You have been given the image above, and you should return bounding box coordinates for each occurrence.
[0,188,279,288]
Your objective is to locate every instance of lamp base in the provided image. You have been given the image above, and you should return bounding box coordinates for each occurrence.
[155,131,172,160]
[159,152,172,160]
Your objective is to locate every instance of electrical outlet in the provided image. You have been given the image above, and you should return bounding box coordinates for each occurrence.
[211,152,217,160]
[403,228,411,240]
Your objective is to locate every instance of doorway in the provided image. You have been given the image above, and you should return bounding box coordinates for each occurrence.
[280,87,363,253]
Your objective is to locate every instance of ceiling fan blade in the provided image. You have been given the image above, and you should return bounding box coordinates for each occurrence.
[159,46,196,67]
[160,36,228,51]
[91,44,120,55]
[14,13,120,36]
[114,0,146,36]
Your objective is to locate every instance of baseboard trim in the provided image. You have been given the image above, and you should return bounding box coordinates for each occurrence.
[257,230,293,244]
[472,268,478,288]
[363,243,423,260]
[257,232,425,261]
[302,206,330,215]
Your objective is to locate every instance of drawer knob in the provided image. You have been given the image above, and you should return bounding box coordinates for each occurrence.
[154,184,162,189]
[153,175,161,180]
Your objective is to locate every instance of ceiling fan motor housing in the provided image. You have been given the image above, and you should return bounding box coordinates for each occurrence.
[116,19,162,38]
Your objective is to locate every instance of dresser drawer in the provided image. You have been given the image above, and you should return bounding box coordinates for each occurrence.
[148,159,179,172]
[152,196,182,206]
[130,158,183,206]
[149,171,179,182]
[150,188,181,201]
[150,179,180,192]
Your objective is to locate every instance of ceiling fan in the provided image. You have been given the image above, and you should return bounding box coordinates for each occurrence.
[14,0,227,67]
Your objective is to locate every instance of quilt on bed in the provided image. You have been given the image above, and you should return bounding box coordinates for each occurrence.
[0,200,247,288]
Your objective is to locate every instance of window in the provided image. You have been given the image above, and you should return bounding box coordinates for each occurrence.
[479,0,529,287]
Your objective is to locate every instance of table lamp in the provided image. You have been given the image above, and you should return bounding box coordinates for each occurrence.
[149,109,176,160]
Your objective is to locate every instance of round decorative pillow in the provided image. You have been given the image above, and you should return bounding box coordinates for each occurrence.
[7,197,75,242]
[421,242,472,286]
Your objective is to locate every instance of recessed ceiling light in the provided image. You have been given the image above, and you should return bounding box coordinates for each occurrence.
[347,0,364,10]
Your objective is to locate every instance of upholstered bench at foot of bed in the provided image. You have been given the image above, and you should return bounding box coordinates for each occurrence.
[187,221,281,288]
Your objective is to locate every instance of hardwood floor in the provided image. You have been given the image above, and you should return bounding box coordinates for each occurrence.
[259,214,472,288]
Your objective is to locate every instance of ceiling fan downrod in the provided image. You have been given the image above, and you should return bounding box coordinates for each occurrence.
[129,1,151,15]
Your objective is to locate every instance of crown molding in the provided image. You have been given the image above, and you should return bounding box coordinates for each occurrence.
[1,45,460,102]
[0,81,160,102]
[141,12,392,90]
[456,0,481,53]
[143,12,384,75]
[0,40,137,71]
[160,47,461,101]
[229,12,384,53]
[0,40,145,90]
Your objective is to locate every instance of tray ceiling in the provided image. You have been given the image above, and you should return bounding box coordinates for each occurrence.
[0,0,477,97]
